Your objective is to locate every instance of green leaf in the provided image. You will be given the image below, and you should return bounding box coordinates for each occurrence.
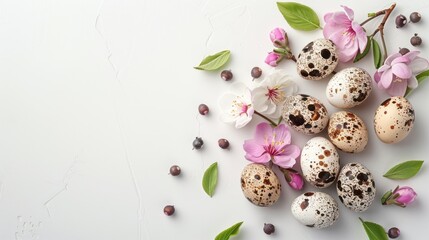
[380,190,392,205]
[383,160,424,179]
[405,69,429,96]
[372,38,382,69]
[215,221,243,240]
[202,162,218,197]
[194,50,231,71]
[354,36,372,62]
[276,2,321,31]
[359,218,388,240]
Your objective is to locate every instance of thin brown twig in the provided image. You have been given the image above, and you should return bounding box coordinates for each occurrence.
[368,4,396,61]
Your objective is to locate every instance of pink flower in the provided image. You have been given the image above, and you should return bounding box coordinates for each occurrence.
[281,168,304,190]
[243,123,300,168]
[394,186,417,207]
[374,51,429,96]
[270,28,288,47]
[323,6,367,62]
[265,52,282,67]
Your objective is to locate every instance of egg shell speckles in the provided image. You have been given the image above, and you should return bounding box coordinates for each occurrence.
[301,137,340,188]
[374,96,415,144]
[336,163,376,212]
[326,67,372,108]
[282,94,329,135]
[291,192,339,229]
[328,111,368,153]
[297,39,338,80]
[240,163,281,207]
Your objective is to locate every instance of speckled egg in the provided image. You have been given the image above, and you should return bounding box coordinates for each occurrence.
[337,163,376,212]
[297,38,338,80]
[374,96,415,144]
[291,192,339,229]
[328,111,368,153]
[301,137,340,188]
[240,163,281,207]
[326,67,372,108]
[282,94,329,135]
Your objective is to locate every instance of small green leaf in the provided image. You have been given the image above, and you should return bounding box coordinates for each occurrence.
[381,190,392,205]
[359,218,388,240]
[215,221,243,240]
[354,36,372,62]
[405,69,429,96]
[202,162,218,197]
[276,2,321,31]
[372,38,382,69]
[194,50,231,71]
[383,160,424,179]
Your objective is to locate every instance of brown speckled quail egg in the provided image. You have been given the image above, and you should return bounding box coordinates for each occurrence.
[297,39,338,80]
[337,163,376,212]
[282,94,329,135]
[301,137,340,188]
[326,67,372,108]
[240,163,281,207]
[291,192,339,229]
[374,96,415,144]
[328,111,368,153]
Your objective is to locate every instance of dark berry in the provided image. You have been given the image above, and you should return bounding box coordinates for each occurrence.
[399,47,410,55]
[395,15,407,28]
[198,104,209,115]
[388,227,400,238]
[251,67,262,79]
[169,165,181,176]
[192,137,204,150]
[410,33,422,46]
[218,138,230,149]
[410,12,421,23]
[164,205,175,216]
[221,70,233,81]
[263,223,275,235]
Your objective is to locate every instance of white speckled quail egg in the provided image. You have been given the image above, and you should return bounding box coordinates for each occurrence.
[328,111,368,153]
[291,192,339,229]
[240,163,281,207]
[297,38,339,80]
[374,96,415,144]
[337,163,376,212]
[282,94,329,135]
[326,67,372,108]
[301,137,340,188]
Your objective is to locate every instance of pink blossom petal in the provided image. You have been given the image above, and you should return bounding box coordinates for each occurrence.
[409,57,429,74]
[245,152,271,164]
[385,53,402,66]
[404,50,420,61]
[254,122,273,145]
[391,56,411,65]
[243,140,266,158]
[341,5,354,20]
[324,12,349,26]
[374,71,381,83]
[338,40,359,62]
[386,79,408,96]
[352,22,367,53]
[380,68,393,88]
[378,64,391,73]
[408,75,418,89]
[273,145,300,168]
[392,63,412,79]
[273,124,291,145]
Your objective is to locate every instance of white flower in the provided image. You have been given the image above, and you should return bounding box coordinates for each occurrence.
[219,83,254,128]
[252,70,298,118]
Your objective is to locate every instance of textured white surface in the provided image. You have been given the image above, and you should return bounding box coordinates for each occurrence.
[0,0,429,239]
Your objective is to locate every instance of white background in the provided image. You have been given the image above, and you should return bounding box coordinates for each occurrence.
[0,0,429,239]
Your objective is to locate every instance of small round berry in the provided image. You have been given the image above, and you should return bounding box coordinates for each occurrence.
[169,165,181,176]
[192,137,204,150]
[388,227,400,238]
[410,12,421,23]
[164,205,175,216]
[251,67,262,79]
[221,70,233,81]
[263,223,275,235]
[198,104,209,115]
[410,33,422,46]
[395,14,407,28]
[218,138,230,149]
[399,47,410,55]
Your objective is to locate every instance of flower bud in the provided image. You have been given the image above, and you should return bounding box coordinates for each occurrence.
[270,28,288,48]
[265,52,282,67]
[281,168,304,190]
[382,186,417,207]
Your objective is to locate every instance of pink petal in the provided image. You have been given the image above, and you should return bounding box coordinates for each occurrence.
[392,63,412,79]
[391,56,411,65]
[273,144,300,168]
[410,57,429,74]
[386,79,408,97]
[243,140,266,158]
[245,152,271,164]
[338,40,359,62]
[352,22,367,53]
[341,5,354,20]
[404,51,420,61]
[380,68,393,88]
[324,12,349,26]
[408,75,418,89]
[324,27,347,47]
[378,64,391,73]
[385,53,402,66]
[254,122,273,144]
[273,124,291,145]
[374,71,381,83]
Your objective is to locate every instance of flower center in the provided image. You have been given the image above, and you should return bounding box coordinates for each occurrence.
[263,135,285,156]
[230,96,251,117]
[266,87,285,104]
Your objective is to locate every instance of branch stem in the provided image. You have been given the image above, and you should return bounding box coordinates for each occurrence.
[254,111,278,126]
